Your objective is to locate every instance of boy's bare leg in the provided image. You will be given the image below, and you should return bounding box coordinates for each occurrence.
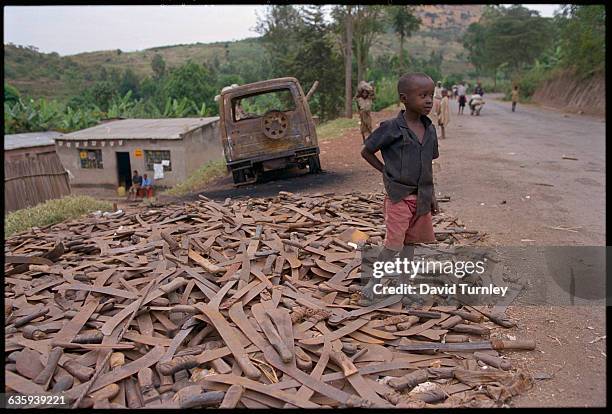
[440,125,445,139]
[361,247,398,302]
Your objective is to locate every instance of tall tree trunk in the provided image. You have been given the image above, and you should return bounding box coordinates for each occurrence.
[360,42,368,82]
[399,33,405,74]
[493,68,497,90]
[356,40,362,83]
[344,6,353,118]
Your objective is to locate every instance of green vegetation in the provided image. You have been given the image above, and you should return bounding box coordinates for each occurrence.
[5,6,476,135]
[5,195,112,237]
[462,5,605,99]
[9,6,600,134]
[462,5,554,87]
[162,159,227,197]
[371,77,398,111]
[316,116,359,142]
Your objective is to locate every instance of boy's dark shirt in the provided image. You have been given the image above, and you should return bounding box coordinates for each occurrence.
[132,174,143,186]
[364,110,439,217]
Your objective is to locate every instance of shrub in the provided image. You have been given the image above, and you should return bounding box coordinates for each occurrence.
[5,195,112,237]
[163,159,227,197]
[316,116,359,142]
[371,77,398,112]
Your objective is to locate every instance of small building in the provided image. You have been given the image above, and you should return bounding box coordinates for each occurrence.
[4,131,62,162]
[4,131,70,212]
[54,117,222,196]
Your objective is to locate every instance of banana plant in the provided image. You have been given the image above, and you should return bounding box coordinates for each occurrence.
[162,97,195,117]
[107,91,135,118]
[196,102,207,117]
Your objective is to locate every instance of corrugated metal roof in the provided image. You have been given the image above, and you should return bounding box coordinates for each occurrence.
[4,131,62,151]
[59,117,219,141]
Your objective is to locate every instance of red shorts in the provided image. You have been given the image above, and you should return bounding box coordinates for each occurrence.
[383,195,436,251]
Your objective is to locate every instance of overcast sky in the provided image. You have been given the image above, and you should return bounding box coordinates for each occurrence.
[4,5,562,56]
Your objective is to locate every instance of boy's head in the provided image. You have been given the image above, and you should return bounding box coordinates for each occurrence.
[144,174,148,179]
[441,89,448,97]
[397,73,435,116]
[133,170,138,175]
[437,81,442,87]
[360,89,369,98]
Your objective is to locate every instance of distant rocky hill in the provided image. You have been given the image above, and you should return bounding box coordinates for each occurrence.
[414,5,483,30]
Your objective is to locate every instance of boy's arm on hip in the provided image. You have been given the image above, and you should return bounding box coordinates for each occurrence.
[361,145,384,173]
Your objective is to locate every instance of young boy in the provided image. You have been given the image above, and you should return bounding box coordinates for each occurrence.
[437,89,450,139]
[511,85,519,112]
[361,73,439,303]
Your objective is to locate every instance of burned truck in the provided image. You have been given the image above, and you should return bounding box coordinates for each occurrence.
[218,77,321,185]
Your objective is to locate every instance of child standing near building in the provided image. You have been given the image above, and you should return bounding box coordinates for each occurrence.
[361,73,439,303]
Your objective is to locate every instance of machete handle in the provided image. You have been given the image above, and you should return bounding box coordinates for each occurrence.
[491,339,536,350]
[157,356,199,376]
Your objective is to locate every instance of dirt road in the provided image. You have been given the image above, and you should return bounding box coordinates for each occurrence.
[188,95,606,407]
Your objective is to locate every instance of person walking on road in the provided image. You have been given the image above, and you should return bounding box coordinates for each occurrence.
[468,93,485,116]
[457,82,467,115]
[474,81,484,96]
[511,85,519,112]
[437,89,451,139]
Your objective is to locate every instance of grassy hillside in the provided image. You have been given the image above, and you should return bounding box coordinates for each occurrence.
[4,5,481,101]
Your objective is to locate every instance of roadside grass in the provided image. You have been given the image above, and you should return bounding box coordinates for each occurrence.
[163,159,227,197]
[316,116,359,142]
[5,195,112,237]
[316,104,400,142]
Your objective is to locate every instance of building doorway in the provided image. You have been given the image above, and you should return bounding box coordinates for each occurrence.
[116,152,132,189]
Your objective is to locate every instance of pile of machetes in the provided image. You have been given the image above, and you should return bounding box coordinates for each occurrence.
[5,191,534,408]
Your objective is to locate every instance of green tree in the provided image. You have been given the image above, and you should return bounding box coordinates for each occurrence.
[556,5,605,76]
[387,6,421,74]
[298,5,344,120]
[462,5,553,86]
[88,81,118,112]
[151,53,166,78]
[352,6,386,83]
[119,69,141,100]
[255,5,303,78]
[330,5,354,118]
[462,22,488,76]
[256,5,343,121]
[162,61,216,115]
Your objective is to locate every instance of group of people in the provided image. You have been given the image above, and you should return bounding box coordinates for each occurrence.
[128,170,154,201]
[451,81,485,116]
[355,77,520,144]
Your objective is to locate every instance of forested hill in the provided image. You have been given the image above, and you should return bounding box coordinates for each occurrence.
[4,5,483,102]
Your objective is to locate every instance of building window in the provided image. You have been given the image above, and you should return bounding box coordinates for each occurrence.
[79,149,103,169]
[145,150,172,171]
